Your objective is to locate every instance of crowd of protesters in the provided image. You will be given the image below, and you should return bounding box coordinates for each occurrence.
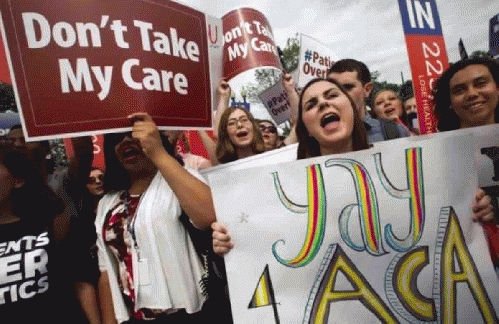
[0,53,498,323]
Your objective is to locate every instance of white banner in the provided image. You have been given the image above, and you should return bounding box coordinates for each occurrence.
[297,34,337,88]
[207,128,499,324]
[201,143,297,178]
[473,125,499,190]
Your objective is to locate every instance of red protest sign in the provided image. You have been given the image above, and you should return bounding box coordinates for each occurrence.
[397,0,448,134]
[405,35,449,134]
[186,130,212,160]
[0,0,216,140]
[222,8,282,80]
[0,35,10,84]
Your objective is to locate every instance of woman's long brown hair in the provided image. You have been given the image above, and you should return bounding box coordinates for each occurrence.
[296,78,369,159]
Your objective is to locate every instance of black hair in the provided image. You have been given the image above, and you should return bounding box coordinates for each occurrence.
[7,124,51,153]
[327,59,371,84]
[0,142,64,219]
[9,124,22,131]
[399,80,414,102]
[103,132,182,192]
[434,56,499,131]
[255,119,277,127]
[296,78,369,159]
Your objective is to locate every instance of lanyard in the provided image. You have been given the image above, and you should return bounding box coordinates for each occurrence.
[124,191,143,252]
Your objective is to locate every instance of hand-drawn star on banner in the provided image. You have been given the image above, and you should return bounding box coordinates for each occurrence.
[239,212,249,223]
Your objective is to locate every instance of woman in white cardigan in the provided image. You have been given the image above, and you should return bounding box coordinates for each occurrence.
[95,113,216,324]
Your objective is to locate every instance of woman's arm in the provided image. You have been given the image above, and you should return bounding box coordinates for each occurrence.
[52,213,70,244]
[65,136,94,203]
[98,271,117,324]
[197,130,219,166]
[197,80,231,166]
[282,73,299,145]
[130,113,216,230]
[75,281,102,324]
[212,80,232,141]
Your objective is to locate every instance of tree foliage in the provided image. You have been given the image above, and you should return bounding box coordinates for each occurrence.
[469,50,493,59]
[280,33,300,73]
[243,68,282,103]
[242,34,301,102]
[49,139,69,167]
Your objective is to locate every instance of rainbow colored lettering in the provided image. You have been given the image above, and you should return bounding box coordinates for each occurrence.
[375,147,425,252]
[272,164,326,267]
[325,159,386,256]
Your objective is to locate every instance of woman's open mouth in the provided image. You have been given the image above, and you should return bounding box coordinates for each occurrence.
[118,144,142,162]
[385,107,396,115]
[236,130,249,138]
[320,112,340,131]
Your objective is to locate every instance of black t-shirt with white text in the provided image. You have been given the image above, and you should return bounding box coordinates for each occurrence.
[0,218,54,323]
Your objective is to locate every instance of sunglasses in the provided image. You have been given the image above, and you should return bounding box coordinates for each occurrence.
[106,132,133,143]
[259,125,277,134]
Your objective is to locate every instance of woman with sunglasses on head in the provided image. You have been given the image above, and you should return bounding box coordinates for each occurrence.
[256,119,283,151]
[372,89,405,122]
[70,167,107,324]
[95,113,216,324]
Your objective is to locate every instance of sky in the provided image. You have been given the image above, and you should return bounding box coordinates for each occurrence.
[173,0,499,121]
[178,0,498,84]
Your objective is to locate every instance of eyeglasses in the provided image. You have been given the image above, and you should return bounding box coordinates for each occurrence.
[227,116,251,128]
[259,124,277,134]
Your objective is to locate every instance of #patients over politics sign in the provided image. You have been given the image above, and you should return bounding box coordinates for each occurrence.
[297,34,337,89]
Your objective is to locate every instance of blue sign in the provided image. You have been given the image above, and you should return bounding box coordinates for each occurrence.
[397,0,443,36]
[490,14,499,58]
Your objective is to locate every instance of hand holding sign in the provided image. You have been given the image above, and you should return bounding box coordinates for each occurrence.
[282,72,295,93]
[217,79,232,102]
[473,189,496,222]
[212,222,234,255]
[129,112,164,161]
